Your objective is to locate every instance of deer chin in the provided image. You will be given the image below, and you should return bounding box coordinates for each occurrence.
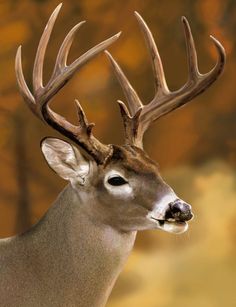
[150,217,189,234]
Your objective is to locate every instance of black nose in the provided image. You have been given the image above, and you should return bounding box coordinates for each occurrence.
[165,200,193,222]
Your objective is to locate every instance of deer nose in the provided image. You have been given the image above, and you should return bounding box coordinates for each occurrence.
[165,200,193,222]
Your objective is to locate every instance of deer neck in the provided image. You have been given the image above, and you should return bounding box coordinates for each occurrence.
[33,184,137,306]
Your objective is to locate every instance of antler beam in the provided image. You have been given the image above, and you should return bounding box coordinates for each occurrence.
[106,12,226,148]
[15,3,121,164]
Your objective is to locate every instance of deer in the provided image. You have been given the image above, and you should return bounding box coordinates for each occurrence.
[0,3,225,307]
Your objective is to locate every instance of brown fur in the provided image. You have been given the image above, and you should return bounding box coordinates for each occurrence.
[0,144,175,306]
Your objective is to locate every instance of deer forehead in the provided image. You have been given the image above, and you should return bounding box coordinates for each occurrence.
[104,145,159,178]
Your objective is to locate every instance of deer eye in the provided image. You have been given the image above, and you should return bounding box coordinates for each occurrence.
[107,176,128,186]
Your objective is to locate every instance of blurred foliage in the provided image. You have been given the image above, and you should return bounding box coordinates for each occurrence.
[0,0,236,306]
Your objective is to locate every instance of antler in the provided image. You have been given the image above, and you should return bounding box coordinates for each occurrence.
[105,12,226,148]
[15,3,121,164]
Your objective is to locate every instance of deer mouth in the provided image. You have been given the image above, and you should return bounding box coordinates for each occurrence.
[149,198,193,234]
[150,217,188,234]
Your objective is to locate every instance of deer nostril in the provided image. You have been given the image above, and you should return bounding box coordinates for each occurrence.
[170,202,182,214]
[166,200,193,222]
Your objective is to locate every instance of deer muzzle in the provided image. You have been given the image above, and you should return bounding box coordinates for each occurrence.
[148,195,194,234]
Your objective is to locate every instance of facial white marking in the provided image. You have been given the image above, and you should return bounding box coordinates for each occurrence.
[162,221,188,234]
[146,189,191,234]
[104,170,134,199]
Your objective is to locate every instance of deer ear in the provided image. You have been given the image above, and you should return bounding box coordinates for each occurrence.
[41,137,92,186]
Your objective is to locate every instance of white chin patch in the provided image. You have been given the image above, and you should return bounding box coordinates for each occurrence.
[147,190,190,234]
[159,221,188,234]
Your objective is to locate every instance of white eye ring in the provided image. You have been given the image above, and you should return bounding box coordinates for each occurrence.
[104,171,133,199]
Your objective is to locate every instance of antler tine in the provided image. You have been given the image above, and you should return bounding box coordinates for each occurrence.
[33,3,62,94]
[15,46,36,114]
[15,4,123,164]
[105,50,142,116]
[207,35,226,78]
[45,30,122,105]
[32,2,121,108]
[134,11,169,95]
[142,17,226,126]
[117,100,143,147]
[106,13,226,149]
[182,16,199,79]
[182,17,225,83]
[41,99,110,164]
[50,21,86,80]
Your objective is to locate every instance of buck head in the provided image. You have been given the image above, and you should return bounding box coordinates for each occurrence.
[15,5,225,234]
[41,138,193,233]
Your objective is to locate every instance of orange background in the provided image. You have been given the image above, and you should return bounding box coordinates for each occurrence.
[0,0,236,306]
